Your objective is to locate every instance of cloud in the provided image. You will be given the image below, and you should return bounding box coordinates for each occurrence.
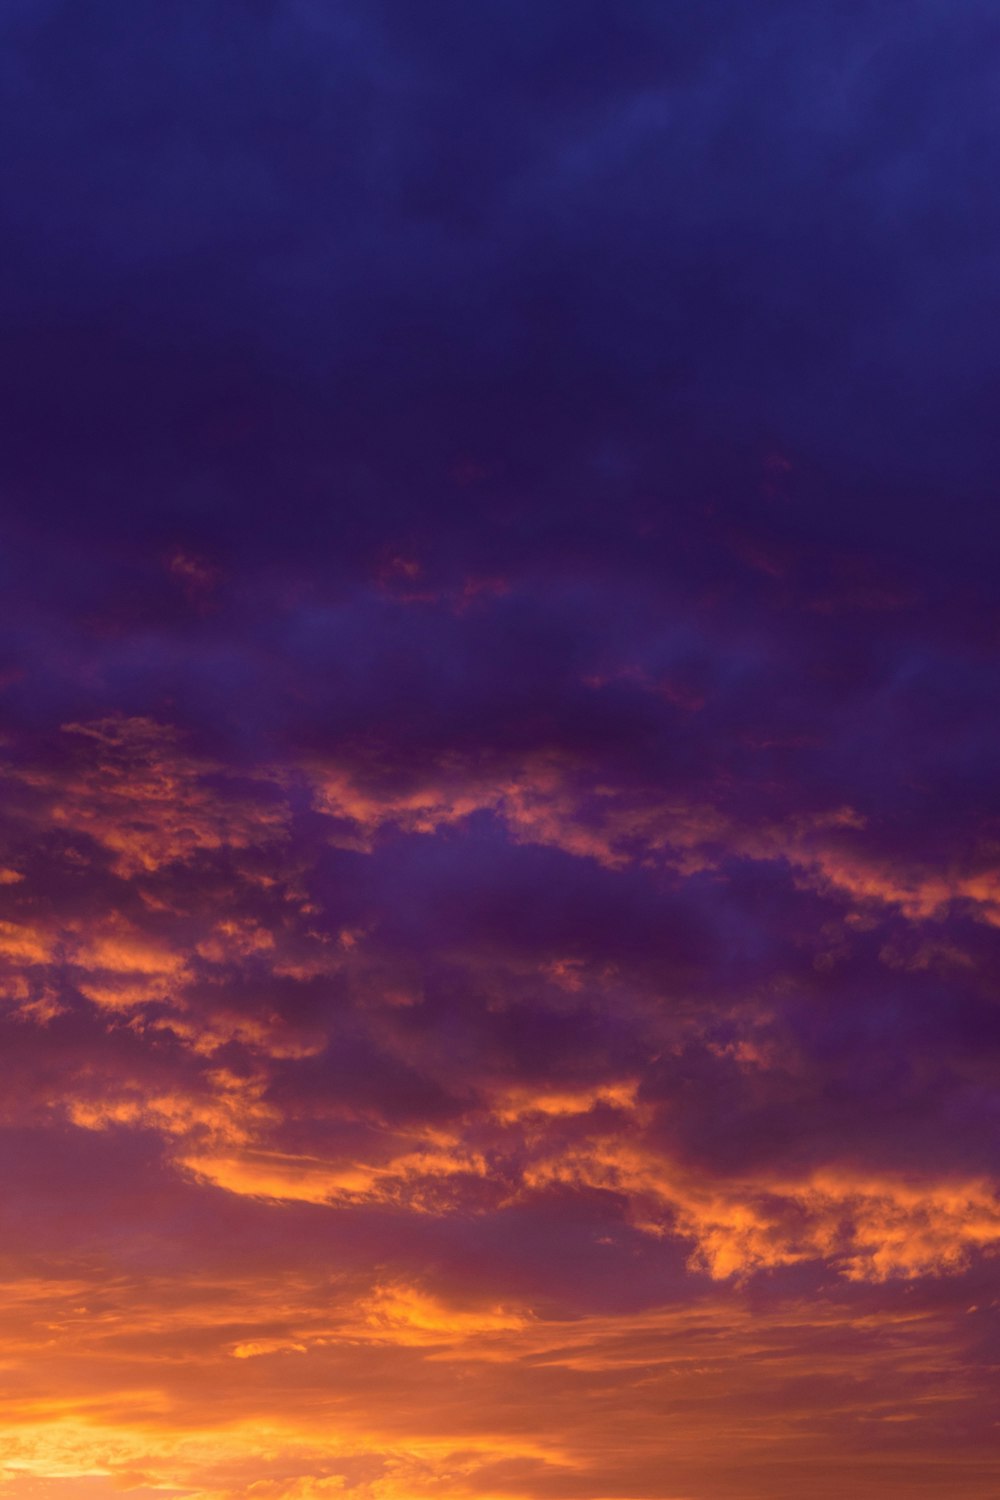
[10,718,289,877]
[3,3,1000,1495]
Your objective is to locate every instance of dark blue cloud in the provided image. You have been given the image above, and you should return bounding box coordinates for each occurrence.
[1,0,998,586]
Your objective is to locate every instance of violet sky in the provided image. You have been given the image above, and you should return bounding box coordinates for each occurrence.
[2,4,1000,1498]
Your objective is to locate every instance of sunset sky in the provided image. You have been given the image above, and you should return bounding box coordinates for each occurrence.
[3,4,1000,1499]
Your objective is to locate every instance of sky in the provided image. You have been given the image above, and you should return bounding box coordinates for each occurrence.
[2,3,1000,1498]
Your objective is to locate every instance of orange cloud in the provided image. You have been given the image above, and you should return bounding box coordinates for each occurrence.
[0,920,56,965]
[64,1068,277,1148]
[13,718,288,877]
[179,1142,489,1209]
[0,1266,992,1500]
[307,753,1000,931]
[526,1140,1000,1282]
[488,1080,642,1126]
[361,1283,530,1344]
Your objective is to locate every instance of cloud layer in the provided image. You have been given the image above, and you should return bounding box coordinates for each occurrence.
[2,4,1000,1498]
